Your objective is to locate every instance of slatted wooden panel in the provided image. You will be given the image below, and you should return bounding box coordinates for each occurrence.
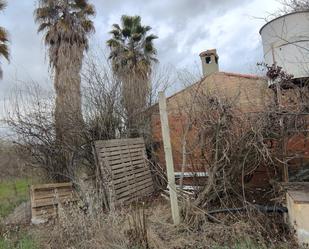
[30,182,77,223]
[95,138,154,209]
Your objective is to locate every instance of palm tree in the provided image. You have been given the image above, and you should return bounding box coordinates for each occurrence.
[0,0,9,78]
[35,0,95,180]
[107,15,158,137]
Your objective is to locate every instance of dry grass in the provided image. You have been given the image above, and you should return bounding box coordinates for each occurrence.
[35,197,301,249]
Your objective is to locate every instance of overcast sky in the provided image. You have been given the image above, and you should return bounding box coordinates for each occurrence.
[0,0,282,97]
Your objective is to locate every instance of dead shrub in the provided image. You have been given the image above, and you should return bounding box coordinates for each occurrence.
[44,203,129,249]
[172,65,309,212]
[127,204,149,249]
[34,197,299,249]
[3,50,171,185]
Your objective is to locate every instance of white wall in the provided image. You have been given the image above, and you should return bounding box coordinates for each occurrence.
[260,11,309,79]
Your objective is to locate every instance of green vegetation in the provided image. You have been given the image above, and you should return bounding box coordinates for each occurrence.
[0,179,37,248]
[0,234,38,249]
[0,179,30,218]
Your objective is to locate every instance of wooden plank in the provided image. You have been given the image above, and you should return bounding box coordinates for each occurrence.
[114,171,152,188]
[30,182,77,223]
[159,91,180,225]
[95,138,144,147]
[112,166,150,180]
[99,143,145,153]
[116,185,154,203]
[32,182,72,190]
[104,152,144,162]
[95,137,154,209]
[109,159,145,170]
[117,186,154,203]
[116,175,152,192]
[34,188,73,198]
[114,176,152,192]
[115,177,154,195]
[107,155,144,166]
[112,162,146,175]
[100,148,144,157]
[32,197,77,208]
[101,152,143,162]
[96,141,145,150]
[34,191,74,201]
[116,183,154,200]
[112,168,151,185]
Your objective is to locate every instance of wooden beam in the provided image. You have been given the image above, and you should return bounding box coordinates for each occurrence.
[158,91,180,225]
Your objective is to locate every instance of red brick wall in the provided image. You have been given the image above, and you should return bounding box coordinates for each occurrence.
[150,72,309,185]
[151,72,270,172]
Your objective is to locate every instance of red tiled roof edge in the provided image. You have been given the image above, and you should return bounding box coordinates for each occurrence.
[220,72,265,80]
[148,71,266,110]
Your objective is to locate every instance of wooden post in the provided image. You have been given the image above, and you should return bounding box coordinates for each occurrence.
[158,91,180,225]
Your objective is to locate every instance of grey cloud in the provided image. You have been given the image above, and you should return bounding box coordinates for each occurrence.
[0,0,280,100]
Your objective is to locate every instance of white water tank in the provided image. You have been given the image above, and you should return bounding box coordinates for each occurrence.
[260,11,309,79]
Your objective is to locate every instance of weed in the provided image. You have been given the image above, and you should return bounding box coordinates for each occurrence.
[0,233,38,249]
[0,179,30,218]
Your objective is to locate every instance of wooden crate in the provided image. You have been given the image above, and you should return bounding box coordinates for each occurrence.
[30,182,77,224]
[94,138,154,209]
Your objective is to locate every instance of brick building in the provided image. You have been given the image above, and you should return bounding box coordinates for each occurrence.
[150,49,309,184]
[150,70,270,171]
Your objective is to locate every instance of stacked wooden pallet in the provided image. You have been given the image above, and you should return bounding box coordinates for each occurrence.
[95,138,154,209]
[30,182,77,224]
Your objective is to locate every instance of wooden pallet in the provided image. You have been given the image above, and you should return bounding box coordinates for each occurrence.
[94,138,154,209]
[30,182,77,224]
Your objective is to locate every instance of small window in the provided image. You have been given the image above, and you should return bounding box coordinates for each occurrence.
[215,57,218,64]
[205,56,211,64]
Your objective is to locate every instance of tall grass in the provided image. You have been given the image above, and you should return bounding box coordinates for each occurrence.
[0,178,30,218]
[0,234,38,249]
[215,238,296,249]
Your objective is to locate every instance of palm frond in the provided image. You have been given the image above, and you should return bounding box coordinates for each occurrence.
[37,22,51,33]
[83,3,95,15]
[34,6,57,23]
[108,15,158,72]
[0,0,9,67]
[0,0,6,11]
[132,15,141,26]
[0,43,9,61]
[144,43,156,55]
[0,27,8,42]
[106,38,122,48]
[81,19,95,33]
[132,33,142,42]
[121,15,141,29]
[122,28,131,38]
[144,25,152,32]
[74,0,88,8]
[112,23,121,30]
[145,34,158,42]
[109,29,121,37]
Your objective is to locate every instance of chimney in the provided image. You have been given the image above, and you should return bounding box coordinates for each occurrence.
[199,49,219,77]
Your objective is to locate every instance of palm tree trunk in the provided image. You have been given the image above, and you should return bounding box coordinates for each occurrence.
[122,68,149,137]
[53,46,85,181]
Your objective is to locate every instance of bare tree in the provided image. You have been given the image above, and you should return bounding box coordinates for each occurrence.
[169,65,309,210]
[3,52,172,182]
[279,0,309,14]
